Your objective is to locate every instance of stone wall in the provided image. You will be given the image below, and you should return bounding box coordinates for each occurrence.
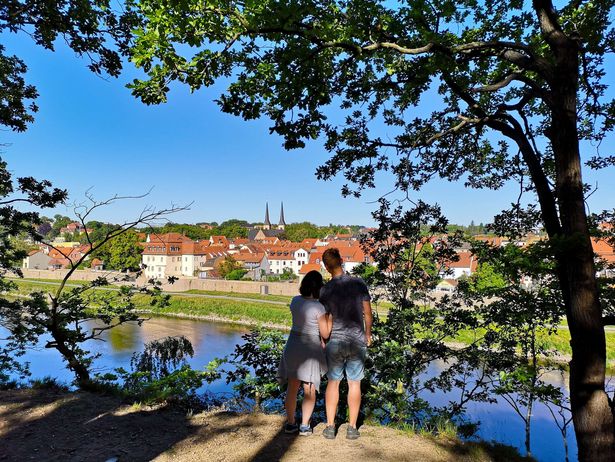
[16,269,301,296]
[154,277,300,296]
[18,268,127,281]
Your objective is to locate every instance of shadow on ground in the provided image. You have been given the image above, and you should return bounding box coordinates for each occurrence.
[0,388,202,462]
[0,389,534,462]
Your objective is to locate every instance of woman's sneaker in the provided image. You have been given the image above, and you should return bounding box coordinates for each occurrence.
[346,426,360,440]
[299,424,312,436]
[284,423,299,434]
[322,425,336,439]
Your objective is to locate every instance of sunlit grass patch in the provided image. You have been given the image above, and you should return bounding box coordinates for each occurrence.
[135,295,292,328]
[183,289,292,303]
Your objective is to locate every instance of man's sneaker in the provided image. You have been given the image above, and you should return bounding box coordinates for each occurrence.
[323,425,336,439]
[284,423,299,434]
[299,424,312,436]
[346,426,360,440]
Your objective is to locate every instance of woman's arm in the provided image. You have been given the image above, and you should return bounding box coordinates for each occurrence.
[318,313,332,340]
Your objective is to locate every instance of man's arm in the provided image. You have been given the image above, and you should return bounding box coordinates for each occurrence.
[363,300,373,346]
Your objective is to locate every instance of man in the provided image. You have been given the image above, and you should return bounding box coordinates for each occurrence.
[319,247,373,440]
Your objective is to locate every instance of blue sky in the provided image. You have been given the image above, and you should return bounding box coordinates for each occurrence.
[1,32,614,227]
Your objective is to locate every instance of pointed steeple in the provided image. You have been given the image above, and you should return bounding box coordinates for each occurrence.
[264,203,271,230]
[278,202,286,229]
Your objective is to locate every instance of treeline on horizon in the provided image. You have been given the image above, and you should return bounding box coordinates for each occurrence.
[32,215,497,244]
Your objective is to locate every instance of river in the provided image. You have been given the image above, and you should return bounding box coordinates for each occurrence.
[5,315,578,462]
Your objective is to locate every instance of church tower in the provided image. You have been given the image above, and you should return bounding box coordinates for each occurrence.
[263,203,272,230]
[278,202,286,230]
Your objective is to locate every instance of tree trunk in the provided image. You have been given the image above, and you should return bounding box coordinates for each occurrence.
[550,41,615,460]
[51,331,91,388]
[525,405,532,457]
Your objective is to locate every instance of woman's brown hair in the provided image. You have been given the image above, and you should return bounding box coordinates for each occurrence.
[299,270,324,299]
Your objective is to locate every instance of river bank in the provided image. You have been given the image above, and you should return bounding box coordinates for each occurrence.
[6,278,615,367]
[0,388,531,462]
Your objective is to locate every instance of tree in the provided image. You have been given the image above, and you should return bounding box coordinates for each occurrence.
[216,255,243,279]
[49,214,72,239]
[36,219,52,237]
[358,200,494,426]
[0,1,135,132]
[459,240,566,457]
[225,268,248,280]
[86,221,122,244]
[467,262,507,293]
[0,2,146,388]
[128,2,615,457]
[283,221,322,241]
[1,191,186,388]
[0,157,67,384]
[151,223,211,240]
[96,229,143,271]
[217,219,248,238]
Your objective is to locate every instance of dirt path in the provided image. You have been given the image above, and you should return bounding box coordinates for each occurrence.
[0,389,528,462]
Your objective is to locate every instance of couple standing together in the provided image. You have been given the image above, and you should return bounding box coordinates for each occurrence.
[277,247,373,440]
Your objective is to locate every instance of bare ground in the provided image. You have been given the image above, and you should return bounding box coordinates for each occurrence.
[0,389,529,462]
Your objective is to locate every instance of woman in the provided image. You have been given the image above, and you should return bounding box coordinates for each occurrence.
[278,270,332,435]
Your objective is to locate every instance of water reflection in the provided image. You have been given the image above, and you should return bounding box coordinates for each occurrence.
[107,323,140,352]
[4,316,249,395]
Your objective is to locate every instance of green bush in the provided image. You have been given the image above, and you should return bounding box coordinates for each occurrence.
[225,269,248,280]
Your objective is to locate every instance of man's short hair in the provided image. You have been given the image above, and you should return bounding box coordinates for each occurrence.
[322,247,343,270]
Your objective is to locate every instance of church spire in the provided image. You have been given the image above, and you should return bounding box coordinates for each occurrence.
[264,203,271,230]
[278,202,286,229]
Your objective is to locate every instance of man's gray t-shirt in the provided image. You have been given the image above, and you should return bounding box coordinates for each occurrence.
[319,274,370,344]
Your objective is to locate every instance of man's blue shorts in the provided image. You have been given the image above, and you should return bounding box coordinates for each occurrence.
[325,337,367,381]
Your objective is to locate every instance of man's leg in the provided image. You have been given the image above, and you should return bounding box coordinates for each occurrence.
[345,342,367,431]
[347,380,361,428]
[285,378,300,424]
[325,379,340,426]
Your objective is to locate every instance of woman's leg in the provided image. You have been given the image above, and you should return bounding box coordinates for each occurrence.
[285,378,301,424]
[301,383,317,426]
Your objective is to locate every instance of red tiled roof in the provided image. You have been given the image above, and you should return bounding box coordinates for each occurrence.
[210,235,229,246]
[592,237,615,263]
[449,252,478,271]
[233,252,266,264]
[299,263,322,274]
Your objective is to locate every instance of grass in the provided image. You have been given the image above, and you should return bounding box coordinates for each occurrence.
[388,419,533,461]
[183,289,292,303]
[10,277,91,285]
[7,279,115,295]
[450,326,615,365]
[5,279,293,329]
[135,294,292,328]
